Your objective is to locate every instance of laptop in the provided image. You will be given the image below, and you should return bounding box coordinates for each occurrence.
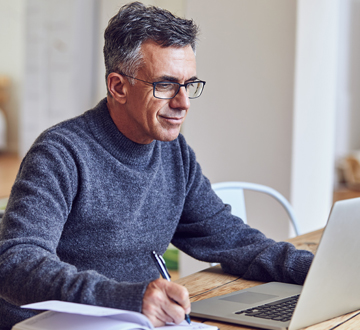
[190,197,360,330]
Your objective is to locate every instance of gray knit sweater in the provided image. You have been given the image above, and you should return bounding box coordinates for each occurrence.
[0,99,313,329]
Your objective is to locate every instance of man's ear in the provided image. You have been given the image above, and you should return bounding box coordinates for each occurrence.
[107,73,128,104]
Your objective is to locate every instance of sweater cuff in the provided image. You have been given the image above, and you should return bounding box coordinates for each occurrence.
[93,279,151,313]
[288,250,314,284]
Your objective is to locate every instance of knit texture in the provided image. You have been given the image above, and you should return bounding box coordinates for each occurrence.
[0,99,313,329]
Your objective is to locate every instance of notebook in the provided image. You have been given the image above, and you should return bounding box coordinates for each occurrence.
[13,300,218,330]
[190,197,360,330]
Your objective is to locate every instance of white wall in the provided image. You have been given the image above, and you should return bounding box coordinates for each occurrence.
[335,0,360,172]
[291,0,340,234]
[184,0,297,241]
[20,0,99,156]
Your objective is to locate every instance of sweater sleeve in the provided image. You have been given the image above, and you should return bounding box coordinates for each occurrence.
[0,141,148,314]
[172,144,313,285]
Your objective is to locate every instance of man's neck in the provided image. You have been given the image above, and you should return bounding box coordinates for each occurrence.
[106,95,154,145]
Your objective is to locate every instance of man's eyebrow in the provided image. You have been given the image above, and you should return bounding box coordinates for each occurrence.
[187,76,199,82]
[155,75,199,83]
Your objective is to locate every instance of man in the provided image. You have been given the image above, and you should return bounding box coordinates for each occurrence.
[0,2,313,329]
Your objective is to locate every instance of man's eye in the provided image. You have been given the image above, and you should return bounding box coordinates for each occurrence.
[156,83,175,91]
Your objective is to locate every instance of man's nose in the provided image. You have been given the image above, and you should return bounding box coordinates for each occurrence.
[169,86,191,110]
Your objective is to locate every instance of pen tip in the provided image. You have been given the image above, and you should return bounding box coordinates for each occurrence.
[185,314,191,324]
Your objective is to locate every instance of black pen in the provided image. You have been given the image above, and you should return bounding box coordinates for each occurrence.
[151,251,191,324]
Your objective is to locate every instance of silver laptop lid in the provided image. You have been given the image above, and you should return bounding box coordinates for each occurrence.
[289,197,360,329]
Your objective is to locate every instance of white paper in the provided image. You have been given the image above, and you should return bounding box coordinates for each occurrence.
[13,311,148,330]
[159,321,218,330]
[18,301,218,330]
[22,300,135,317]
[22,301,153,328]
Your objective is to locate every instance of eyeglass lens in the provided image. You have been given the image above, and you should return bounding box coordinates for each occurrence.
[154,82,204,99]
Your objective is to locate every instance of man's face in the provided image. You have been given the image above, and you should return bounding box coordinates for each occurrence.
[121,40,197,144]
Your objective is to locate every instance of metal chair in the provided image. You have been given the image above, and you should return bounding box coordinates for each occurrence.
[212,181,300,236]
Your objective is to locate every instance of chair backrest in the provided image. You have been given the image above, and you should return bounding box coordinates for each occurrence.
[211,181,300,236]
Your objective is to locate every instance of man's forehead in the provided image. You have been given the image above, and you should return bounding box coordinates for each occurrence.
[140,40,196,80]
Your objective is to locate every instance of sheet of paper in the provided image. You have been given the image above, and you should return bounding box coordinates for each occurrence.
[21,301,218,330]
[13,311,149,330]
[159,321,218,330]
[22,300,131,317]
[22,300,153,328]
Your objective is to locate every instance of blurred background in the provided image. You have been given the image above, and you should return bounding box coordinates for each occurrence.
[0,0,360,261]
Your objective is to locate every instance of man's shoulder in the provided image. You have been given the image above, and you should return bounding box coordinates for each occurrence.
[36,113,88,145]
[36,99,107,144]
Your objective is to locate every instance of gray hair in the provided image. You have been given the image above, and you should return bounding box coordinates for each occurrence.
[103,2,199,89]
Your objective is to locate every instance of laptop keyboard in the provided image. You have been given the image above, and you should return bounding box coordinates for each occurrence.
[235,294,300,322]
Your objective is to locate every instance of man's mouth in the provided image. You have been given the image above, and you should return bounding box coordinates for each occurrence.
[159,115,184,124]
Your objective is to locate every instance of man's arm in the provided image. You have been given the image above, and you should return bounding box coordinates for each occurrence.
[172,142,313,285]
[0,142,147,317]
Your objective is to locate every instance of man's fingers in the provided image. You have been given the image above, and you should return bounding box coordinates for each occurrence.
[164,280,191,313]
[142,278,190,326]
[142,297,174,326]
[142,281,176,326]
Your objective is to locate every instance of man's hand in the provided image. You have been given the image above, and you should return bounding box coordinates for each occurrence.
[142,278,191,327]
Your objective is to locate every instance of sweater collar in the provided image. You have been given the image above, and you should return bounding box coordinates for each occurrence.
[85,98,157,165]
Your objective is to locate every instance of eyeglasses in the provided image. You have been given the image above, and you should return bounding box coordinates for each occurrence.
[120,73,206,99]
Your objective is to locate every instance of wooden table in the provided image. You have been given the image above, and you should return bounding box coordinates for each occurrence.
[177,229,360,329]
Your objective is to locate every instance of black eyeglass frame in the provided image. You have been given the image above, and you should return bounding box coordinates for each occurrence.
[119,73,206,99]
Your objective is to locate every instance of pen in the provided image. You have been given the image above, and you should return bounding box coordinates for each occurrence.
[151,251,191,324]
